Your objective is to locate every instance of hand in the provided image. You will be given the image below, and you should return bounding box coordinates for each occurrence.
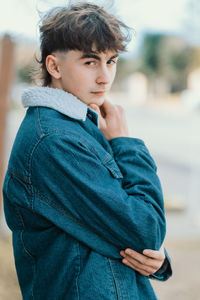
[89,100,129,140]
[120,245,165,276]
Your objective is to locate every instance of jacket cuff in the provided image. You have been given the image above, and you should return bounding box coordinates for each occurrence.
[149,248,172,281]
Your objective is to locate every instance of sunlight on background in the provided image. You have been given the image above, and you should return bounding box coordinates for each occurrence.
[0,1,200,299]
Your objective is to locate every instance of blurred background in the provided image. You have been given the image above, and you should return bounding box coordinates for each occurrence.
[0,0,200,299]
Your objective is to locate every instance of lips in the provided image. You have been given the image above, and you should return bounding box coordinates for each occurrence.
[91,91,106,95]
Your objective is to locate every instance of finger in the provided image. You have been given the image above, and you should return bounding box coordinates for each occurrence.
[101,99,115,115]
[99,105,106,118]
[89,104,106,128]
[125,249,151,265]
[124,249,162,270]
[123,256,158,274]
[143,248,165,261]
[122,259,150,276]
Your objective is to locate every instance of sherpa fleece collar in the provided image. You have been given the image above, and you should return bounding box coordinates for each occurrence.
[22,86,99,127]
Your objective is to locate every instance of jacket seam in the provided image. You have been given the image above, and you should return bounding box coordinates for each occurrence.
[29,130,122,182]
[108,258,119,300]
[20,230,36,299]
[75,242,81,300]
[20,230,35,259]
[35,107,44,138]
[8,168,29,184]
[4,172,11,195]
[4,176,25,228]
[25,129,113,183]
[7,171,33,209]
[15,205,25,228]
[27,136,46,184]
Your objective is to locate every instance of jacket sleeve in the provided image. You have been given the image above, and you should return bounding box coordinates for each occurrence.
[31,133,166,259]
[150,248,172,281]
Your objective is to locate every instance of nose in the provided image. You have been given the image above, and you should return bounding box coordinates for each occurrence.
[96,65,110,85]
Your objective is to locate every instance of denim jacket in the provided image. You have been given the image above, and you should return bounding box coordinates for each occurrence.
[3,87,172,300]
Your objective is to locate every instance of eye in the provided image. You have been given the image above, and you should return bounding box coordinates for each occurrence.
[85,61,96,66]
[107,59,117,65]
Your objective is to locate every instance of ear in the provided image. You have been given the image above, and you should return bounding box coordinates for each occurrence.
[46,53,61,80]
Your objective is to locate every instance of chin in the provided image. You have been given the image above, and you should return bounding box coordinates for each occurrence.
[91,97,105,107]
[80,95,105,106]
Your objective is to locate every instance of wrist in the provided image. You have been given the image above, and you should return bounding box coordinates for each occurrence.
[107,133,129,141]
[104,130,129,141]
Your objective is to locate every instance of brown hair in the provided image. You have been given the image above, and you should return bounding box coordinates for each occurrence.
[37,2,131,86]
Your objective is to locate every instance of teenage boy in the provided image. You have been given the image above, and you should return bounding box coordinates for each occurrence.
[3,2,172,299]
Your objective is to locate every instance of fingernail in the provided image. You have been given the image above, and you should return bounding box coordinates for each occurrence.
[143,250,150,254]
[123,259,127,264]
[125,249,131,255]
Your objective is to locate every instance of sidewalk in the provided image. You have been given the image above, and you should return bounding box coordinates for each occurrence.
[152,238,200,300]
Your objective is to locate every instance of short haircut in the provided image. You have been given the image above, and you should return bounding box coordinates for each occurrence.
[38,2,131,86]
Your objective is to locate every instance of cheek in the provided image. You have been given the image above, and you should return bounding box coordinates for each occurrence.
[111,67,117,81]
[71,68,92,89]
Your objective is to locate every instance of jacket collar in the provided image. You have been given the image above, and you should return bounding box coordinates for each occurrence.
[22,86,99,127]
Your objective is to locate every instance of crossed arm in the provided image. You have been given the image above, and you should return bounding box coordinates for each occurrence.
[31,100,171,280]
[120,245,166,276]
[90,100,171,278]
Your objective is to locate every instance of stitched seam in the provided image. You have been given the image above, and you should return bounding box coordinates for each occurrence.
[104,163,123,179]
[20,230,36,299]
[7,171,34,210]
[101,156,123,178]
[8,168,29,183]
[75,242,81,300]
[28,130,98,173]
[108,258,120,300]
[20,230,35,259]
[109,167,122,178]
[4,176,26,228]
[4,173,11,195]
[27,137,46,184]
[14,205,25,228]
[29,179,33,210]
[35,107,44,138]
[27,130,111,181]
[102,153,112,164]
[34,188,121,250]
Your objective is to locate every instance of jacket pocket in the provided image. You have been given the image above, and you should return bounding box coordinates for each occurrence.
[102,154,123,179]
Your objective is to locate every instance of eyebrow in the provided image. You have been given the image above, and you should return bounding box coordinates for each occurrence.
[80,53,119,61]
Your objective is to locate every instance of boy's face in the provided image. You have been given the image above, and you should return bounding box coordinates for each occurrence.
[49,48,118,106]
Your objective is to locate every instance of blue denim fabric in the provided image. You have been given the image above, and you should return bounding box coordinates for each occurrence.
[3,90,172,299]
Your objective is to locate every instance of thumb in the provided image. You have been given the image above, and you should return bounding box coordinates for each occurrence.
[101,99,114,116]
[89,104,106,129]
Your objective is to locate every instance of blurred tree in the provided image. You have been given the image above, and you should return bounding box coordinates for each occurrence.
[17,64,34,84]
[112,56,138,91]
[138,33,163,78]
[171,49,192,91]
[138,33,193,94]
